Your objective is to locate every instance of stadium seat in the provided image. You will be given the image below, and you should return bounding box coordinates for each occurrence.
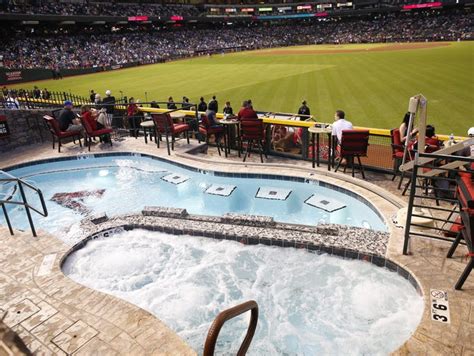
[240,118,267,163]
[335,130,370,178]
[151,113,190,155]
[43,115,82,153]
[450,175,474,290]
[198,114,224,156]
[80,116,113,151]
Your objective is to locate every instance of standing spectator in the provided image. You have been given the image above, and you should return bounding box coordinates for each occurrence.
[43,88,51,100]
[89,90,96,103]
[94,93,102,106]
[5,92,20,110]
[102,89,115,127]
[208,95,218,112]
[223,101,233,117]
[298,100,310,121]
[150,101,160,108]
[127,97,141,137]
[331,109,353,144]
[182,96,190,109]
[198,97,207,112]
[167,96,177,110]
[33,86,41,99]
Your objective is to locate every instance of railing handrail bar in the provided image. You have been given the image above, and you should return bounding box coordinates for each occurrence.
[203,300,258,356]
[0,170,48,191]
[0,170,48,237]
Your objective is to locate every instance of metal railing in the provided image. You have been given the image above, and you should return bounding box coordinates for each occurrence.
[0,170,48,237]
[402,152,473,255]
[203,300,259,356]
[3,91,468,173]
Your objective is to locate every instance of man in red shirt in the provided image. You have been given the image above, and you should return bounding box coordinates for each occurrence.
[237,100,258,120]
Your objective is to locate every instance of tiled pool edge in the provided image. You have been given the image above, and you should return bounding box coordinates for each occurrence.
[61,215,421,298]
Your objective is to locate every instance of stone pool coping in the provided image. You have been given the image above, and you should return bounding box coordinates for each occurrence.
[1,140,473,354]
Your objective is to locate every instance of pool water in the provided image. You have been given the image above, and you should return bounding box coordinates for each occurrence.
[1,155,386,243]
[63,230,424,355]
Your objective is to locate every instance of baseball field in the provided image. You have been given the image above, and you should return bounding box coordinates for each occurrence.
[10,41,473,135]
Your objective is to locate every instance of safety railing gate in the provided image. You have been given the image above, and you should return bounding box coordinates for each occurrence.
[0,170,48,237]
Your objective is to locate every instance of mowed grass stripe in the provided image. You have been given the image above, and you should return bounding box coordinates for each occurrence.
[9,42,473,135]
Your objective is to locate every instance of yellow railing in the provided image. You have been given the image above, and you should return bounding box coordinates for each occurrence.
[13,98,467,141]
[139,107,468,141]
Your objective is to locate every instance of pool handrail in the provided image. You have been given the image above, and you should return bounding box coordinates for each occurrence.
[203,300,259,356]
[0,169,48,237]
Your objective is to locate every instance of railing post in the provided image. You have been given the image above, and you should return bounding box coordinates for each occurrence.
[403,152,419,255]
[1,203,14,236]
[17,181,37,237]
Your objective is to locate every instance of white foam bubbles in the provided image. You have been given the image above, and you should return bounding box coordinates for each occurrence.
[63,230,423,355]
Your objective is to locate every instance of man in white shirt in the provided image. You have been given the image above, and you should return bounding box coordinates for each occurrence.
[331,110,353,143]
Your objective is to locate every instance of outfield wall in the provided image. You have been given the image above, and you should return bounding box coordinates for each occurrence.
[0,62,148,85]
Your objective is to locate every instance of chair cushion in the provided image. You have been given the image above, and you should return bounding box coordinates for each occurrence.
[458,175,474,209]
[90,128,113,136]
[58,130,80,138]
[173,123,189,134]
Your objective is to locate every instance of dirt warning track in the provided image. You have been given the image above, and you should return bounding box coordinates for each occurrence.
[256,42,450,56]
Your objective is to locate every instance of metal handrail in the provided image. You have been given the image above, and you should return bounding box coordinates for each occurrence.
[203,300,258,356]
[0,170,48,237]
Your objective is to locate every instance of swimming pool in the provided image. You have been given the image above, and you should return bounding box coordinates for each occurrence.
[63,229,424,355]
[1,153,386,243]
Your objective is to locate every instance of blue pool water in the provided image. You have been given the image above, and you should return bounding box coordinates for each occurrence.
[1,154,386,241]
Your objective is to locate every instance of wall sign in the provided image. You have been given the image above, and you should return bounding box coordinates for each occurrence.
[430,289,450,324]
[0,115,10,138]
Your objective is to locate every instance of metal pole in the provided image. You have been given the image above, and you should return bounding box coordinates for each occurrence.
[403,151,419,255]
[17,182,37,237]
[1,203,14,236]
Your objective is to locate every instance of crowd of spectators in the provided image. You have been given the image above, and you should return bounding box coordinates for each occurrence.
[0,9,471,70]
[0,1,200,17]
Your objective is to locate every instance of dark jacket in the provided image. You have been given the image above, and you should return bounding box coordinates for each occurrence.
[102,96,116,114]
[198,101,207,112]
[298,105,310,120]
[208,99,218,113]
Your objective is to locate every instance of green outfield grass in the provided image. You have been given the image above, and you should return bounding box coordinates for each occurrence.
[9,41,473,135]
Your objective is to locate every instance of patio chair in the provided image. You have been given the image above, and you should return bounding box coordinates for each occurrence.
[450,174,474,290]
[80,116,113,151]
[151,113,189,155]
[240,118,267,163]
[43,115,82,153]
[334,129,369,178]
[198,114,224,156]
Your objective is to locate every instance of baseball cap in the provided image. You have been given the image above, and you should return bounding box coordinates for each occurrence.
[105,90,111,96]
[468,127,474,136]
[64,100,73,106]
